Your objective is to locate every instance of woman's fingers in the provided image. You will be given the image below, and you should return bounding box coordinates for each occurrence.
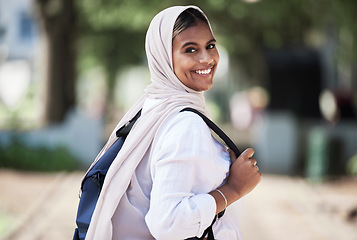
[229,147,260,176]
[241,148,254,160]
[228,147,255,165]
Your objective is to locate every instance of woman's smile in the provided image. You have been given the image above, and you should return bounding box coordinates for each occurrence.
[194,67,213,75]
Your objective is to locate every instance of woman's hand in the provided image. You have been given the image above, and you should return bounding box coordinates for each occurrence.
[210,148,261,214]
[226,148,261,201]
[213,148,261,210]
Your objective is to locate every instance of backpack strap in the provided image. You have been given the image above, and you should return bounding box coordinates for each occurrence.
[181,107,241,240]
[180,108,241,157]
[116,109,142,137]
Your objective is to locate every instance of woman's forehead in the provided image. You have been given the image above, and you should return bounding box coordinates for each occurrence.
[173,20,214,47]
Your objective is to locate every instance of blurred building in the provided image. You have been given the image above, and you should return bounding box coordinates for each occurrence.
[0,0,39,60]
[0,0,39,108]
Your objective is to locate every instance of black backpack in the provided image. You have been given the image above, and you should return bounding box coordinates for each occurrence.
[73,108,240,240]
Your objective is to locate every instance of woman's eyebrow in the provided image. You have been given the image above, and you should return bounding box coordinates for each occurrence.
[181,42,198,49]
[181,38,216,49]
[207,38,216,44]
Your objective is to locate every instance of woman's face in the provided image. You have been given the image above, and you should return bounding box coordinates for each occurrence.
[172,19,219,92]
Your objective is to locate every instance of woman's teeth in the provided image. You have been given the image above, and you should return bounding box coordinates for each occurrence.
[195,68,212,75]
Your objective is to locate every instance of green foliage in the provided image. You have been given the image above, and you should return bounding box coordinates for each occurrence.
[0,140,78,172]
[75,0,164,72]
[76,0,163,31]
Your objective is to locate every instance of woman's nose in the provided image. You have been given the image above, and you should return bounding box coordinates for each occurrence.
[199,50,214,64]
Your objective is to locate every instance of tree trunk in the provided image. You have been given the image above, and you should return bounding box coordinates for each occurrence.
[37,0,76,124]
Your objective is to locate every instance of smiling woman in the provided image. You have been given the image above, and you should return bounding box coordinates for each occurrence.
[75,5,261,240]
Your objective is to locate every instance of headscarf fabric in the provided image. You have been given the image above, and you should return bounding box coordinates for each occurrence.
[85,5,213,239]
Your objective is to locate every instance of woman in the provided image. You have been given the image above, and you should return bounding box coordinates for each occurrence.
[85,5,261,240]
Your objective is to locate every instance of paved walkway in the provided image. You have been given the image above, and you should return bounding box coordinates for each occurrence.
[0,170,356,240]
[240,175,357,240]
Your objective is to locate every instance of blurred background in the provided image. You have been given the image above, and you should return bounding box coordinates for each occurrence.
[0,0,356,239]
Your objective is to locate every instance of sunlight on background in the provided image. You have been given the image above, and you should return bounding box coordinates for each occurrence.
[215,44,229,80]
[0,60,31,108]
[115,66,150,111]
[229,86,268,130]
[76,67,107,118]
[243,0,262,3]
[319,89,339,123]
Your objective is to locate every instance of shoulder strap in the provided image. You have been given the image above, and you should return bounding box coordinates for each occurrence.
[180,108,241,158]
[116,109,142,137]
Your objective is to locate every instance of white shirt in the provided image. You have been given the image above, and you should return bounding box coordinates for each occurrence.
[112,98,243,240]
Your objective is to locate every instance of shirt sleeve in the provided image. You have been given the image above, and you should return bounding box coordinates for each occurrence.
[145,112,230,240]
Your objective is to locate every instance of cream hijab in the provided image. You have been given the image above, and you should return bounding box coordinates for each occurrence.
[85,5,213,239]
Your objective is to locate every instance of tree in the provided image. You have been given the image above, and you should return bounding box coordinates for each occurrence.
[36,0,77,123]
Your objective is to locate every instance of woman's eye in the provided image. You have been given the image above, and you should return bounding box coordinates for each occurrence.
[207,44,216,50]
[185,48,196,53]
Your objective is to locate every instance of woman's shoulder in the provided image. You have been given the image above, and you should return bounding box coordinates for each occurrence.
[152,110,212,150]
[163,110,210,136]
[152,110,216,163]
